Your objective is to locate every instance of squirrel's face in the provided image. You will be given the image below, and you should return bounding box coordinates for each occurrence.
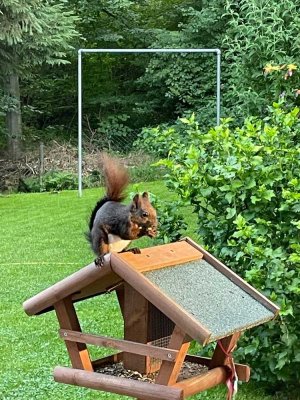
[130,192,157,238]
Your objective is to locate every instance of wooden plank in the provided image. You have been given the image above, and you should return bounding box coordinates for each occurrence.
[53,366,184,400]
[111,254,212,345]
[116,241,202,273]
[174,366,227,397]
[54,298,93,371]
[59,329,178,362]
[23,256,114,316]
[210,332,240,370]
[123,283,150,373]
[72,275,122,302]
[184,237,280,315]
[156,326,190,386]
[185,354,250,382]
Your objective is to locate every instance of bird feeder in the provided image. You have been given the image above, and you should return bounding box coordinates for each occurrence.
[23,238,279,399]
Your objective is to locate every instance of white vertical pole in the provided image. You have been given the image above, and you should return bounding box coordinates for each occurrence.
[216,49,221,126]
[78,50,83,197]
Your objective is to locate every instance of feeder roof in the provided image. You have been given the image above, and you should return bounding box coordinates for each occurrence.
[23,238,279,345]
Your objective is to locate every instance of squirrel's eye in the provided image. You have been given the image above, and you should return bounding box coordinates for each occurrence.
[142,211,149,217]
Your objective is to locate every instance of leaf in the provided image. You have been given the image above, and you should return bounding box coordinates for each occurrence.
[226,207,236,219]
[292,203,300,213]
[295,353,300,362]
[291,220,300,230]
[251,195,259,204]
[225,192,234,203]
[245,177,256,189]
[232,180,243,189]
[275,357,287,370]
[262,189,275,201]
[200,187,213,197]
[179,117,190,124]
[234,214,246,228]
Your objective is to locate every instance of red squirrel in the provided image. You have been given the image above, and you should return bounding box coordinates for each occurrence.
[87,153,158,266]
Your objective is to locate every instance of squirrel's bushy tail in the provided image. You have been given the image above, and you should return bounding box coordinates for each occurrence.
[88,153,129,232]
[101,152,129,202]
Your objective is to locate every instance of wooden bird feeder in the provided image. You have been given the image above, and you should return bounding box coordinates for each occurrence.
[23,237,279,400]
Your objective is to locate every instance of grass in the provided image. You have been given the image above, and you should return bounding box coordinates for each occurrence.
[0,184,296,400]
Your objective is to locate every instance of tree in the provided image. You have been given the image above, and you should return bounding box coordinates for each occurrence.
[0,0,80,159]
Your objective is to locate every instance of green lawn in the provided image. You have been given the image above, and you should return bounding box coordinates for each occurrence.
[0,185,293,399]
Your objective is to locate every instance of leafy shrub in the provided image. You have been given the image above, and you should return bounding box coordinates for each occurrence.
[134,117,197,158]
[129,163,165,183]
[19,171,78,192]
[43,171,78,191]
[155,104,300,386]
[84,170,102,187]
[18,176,41,193]
[135,125,181,158]
[95,114,134,152]
[150,194,187,244]
[19,170,109,193]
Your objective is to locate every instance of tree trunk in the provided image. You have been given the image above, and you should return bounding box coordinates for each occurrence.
[4,73,22,160]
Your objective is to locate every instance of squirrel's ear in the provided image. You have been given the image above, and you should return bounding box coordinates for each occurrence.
[131,194,141,210]
[142,192,149,199]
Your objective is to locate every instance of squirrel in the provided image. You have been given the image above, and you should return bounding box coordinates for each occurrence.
[87,153,158,266]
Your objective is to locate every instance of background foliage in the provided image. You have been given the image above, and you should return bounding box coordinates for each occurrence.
[151,104,300,387]
[2,0,300,151]
[223,0,300,120]
[1,0,300,392]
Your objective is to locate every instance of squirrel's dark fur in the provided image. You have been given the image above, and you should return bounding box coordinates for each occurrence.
[87,153,157,265]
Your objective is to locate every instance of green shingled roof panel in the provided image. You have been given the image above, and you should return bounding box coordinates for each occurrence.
[144,259,275,342]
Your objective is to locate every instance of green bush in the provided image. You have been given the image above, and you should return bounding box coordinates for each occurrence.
[18,170,108,193]
[95,114,134,152]
[151,194,187,244]
[19,171,78,192]
[134,118,196,158]
[155,104,300,387]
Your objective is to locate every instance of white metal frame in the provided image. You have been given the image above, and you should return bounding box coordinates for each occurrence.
[78,48,221,197]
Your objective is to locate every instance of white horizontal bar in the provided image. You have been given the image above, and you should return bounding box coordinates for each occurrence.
[78,48,221,54]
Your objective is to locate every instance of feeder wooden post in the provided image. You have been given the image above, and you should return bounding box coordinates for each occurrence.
[210,332,241,370]
[156,325,190,386]
[54,297,93,371]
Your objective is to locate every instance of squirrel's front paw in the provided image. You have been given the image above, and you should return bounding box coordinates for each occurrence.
[94,255,105,267]
[127,247,141,254]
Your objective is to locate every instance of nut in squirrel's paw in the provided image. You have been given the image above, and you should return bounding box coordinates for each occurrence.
[146,226,157,238]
